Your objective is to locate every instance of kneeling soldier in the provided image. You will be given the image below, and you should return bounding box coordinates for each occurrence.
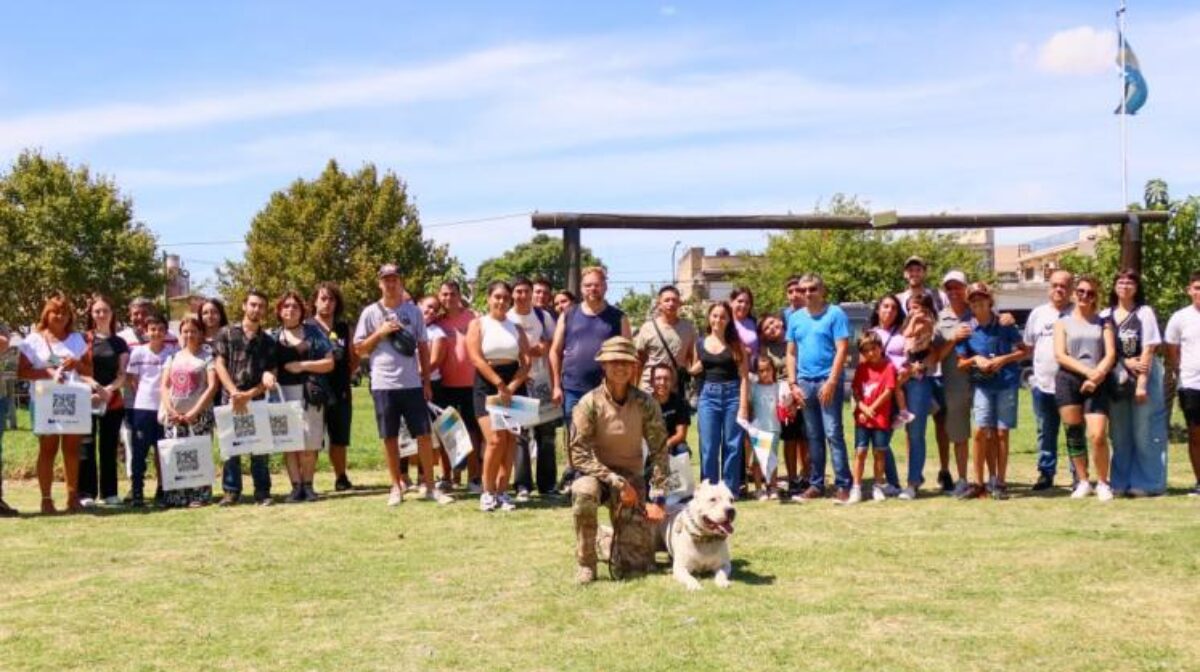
[570,336,669,584]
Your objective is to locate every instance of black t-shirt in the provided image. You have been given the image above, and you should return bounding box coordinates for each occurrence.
[308,318,352,399]
[658,393,690,437]
[89,333,129,387]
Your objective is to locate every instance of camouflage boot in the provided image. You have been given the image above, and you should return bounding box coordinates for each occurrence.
[573,489,599,579]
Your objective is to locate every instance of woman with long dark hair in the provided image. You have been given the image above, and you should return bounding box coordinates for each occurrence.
[274,290,335,502]
[80,293,129,507]
[688,301,750,494]
[159,315,219,507]
[200,298,229,351]
[1102,270,1168,496]
[308,282,358,492]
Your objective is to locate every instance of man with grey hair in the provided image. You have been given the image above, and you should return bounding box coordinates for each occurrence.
[1025,269,1075,491]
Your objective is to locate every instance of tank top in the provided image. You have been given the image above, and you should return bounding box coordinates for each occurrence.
[1063,313,1106,366]
[479,315,520,361]
[561,304,625,392]
[699,343,740,383]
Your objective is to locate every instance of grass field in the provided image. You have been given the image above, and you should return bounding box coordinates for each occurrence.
[1,389,1199,672]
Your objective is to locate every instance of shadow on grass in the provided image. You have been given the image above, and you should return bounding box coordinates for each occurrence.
[730,558,776,585]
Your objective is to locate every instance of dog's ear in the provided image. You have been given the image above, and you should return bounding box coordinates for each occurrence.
[715,482,734,499]
[695,480,711,495]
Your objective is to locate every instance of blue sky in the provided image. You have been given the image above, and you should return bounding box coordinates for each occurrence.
[2,1,1197,293]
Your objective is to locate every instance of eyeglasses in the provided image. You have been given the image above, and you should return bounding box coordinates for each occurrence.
[799,287,820,294]
[1050,283,1070,290]
[1075,289,1096,298]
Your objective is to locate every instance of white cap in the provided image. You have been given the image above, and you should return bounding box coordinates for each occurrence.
[942,270,968,288]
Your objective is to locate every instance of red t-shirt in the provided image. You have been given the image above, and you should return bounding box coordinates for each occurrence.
[851,359,896,430]
[436,309,477,388]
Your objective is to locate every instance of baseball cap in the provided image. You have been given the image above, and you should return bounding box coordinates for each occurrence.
[904,255,927,269]
[377,264,400,279]
[942,270,968,288]
[966,282,992,300]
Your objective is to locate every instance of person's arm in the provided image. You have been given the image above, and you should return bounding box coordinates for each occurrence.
[549,311,567,405]
[1053,321,1093,377]
[1092,322,1118,384]
[354,310,398,358]
[864,388,894,417]
[508,328,532,394]
[620,315,632,339]
[159,357,178,421]
[428,334,446,377]
[17,350,54,381]
[820,338,849,407]
[737,352,751,421]
[568,396,618,485]
[642,394,670,522]
[786,340,804,407]
[687,340,703,376]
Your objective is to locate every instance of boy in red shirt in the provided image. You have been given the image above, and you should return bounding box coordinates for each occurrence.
[849,332,897,504]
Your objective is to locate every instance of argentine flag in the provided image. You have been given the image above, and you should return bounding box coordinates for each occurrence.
[1115,36,1147,115]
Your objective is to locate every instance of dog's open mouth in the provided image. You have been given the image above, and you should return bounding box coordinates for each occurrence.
[701,515,734,536]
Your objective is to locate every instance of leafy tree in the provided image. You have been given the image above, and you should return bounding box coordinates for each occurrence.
[0,150,161,328]
[474,233,602,296]
[617,288,655,330]
[218,160,460,320]
[734,194,986,311]
[1060,179,1199,321]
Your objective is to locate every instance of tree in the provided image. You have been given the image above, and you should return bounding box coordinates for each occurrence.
[0,150,161,328]
[218,160,461,319]
[1059,179,1199,321]
[474,233,602,294]
[617,288,655,330]
[734,194,987,311]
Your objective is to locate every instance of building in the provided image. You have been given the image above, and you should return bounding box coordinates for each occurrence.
[675,247,757,303]
[1014,226,1108,286]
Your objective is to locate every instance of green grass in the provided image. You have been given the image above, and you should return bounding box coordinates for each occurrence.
[1,389,1199,672]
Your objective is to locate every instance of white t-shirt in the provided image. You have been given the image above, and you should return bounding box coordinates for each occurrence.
[1165,305,1200,390]
[508,306,554,398]
[19,332,88,370]
[1024,302,1073,393]
[126,343,176,411]
[1099,305,1162,358]
[426,324,445,382]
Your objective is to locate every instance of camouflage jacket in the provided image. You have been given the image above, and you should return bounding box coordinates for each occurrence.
[569,381,669,499]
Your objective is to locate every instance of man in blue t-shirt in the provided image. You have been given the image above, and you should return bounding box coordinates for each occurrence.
[786,273,853,502]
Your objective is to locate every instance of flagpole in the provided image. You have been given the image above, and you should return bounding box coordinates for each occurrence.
[1118,0,1128,209]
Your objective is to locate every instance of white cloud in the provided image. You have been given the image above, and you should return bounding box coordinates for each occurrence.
[1035,26,1115,76]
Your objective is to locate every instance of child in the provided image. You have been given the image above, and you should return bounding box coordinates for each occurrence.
[125,315,175,507]
[747,356,784,500]
[955,282,1028,500]
[903,293,937,380]
[850,332,896,504]
[758,314,807,496]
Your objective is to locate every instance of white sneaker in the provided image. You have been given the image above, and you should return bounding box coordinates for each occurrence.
[515,488,531,503]
[1070,481,1093,499]
[387,485,404,507]
[952,479,971,498]
[872,485,887,501]
[479,492,496,512]
[898,487,917,501]
[79,497,96,508]
[1095,482,1114,502]
[421,487,454,505]
[891,410,915,430]
[847,486,862,504]
[102,496,123,507]
[498,493,517,511]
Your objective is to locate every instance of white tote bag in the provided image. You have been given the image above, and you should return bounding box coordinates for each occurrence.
[214,401,273,459]
[32,380,93,435]
[263,388,306,454]
[397,420,418,458]
[665,450,696,506]
[485,394,541,432]
[158,434,216,491]
[429,403,472,468]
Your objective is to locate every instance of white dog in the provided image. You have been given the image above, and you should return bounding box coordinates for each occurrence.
[659,480,736,591]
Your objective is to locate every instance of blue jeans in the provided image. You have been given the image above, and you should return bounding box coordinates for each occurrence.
[904,376,934,487]
[799,377,851,490]
[1109,360,1168,494]
[129,409,162,498]
[697,380,745,493]
[1032,387,1062,476]
[222,454,272,498]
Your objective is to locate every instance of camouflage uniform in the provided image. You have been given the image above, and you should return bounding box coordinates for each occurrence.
[570,376,669,578]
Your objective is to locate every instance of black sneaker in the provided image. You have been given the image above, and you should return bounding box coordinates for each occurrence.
[1032,473,1054,491]
[937,470,954,493]
[334,475,353,492]
[303,483,319,502]
[130,495,146,509]
[286,485,304,504]
[254,492,273,507]
[992,483,1010,500]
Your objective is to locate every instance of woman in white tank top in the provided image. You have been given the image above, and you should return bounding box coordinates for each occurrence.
[467,281,531,512]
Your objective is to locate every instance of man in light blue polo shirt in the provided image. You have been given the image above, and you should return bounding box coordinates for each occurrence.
[786,273,853,502]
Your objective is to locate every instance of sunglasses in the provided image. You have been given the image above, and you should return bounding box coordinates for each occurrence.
[798,287,820,294]
[1075,289,1096,298]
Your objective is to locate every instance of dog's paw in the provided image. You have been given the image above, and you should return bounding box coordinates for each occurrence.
[714,574,731,589]
[684,579,703,592]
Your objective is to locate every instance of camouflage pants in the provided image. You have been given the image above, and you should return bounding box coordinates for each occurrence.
[571,474,656,577]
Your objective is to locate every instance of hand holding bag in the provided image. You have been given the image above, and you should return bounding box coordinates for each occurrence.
[214,399,272,459]
[158,434,216,491]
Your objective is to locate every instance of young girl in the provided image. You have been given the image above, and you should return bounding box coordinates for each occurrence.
[850,332,896,504]
[746,356,784,500]
[903,293,937,381]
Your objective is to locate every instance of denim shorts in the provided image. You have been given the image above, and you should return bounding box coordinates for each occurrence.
[372,388,430,439]
[853,426,892,453]
[972,386,1018,430]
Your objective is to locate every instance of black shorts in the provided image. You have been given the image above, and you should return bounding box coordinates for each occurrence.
[323,398,353,446]
[780,410,806,441]
[371,388,430,439]
[474,362,521,418]
[434,384,481,443]
[1179,388,1200,427]
[1054,371,1110,415]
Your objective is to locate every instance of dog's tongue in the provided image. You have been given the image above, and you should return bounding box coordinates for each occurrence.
[719,520,735,535]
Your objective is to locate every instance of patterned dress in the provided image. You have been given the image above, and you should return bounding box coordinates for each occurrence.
[161,349,216,507]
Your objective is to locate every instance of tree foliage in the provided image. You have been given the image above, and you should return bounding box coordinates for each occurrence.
[734,194,987,311]
[0,150,161,328]
[616,288,655,330]
[474,233,601,295]
[218,160,461,319]
[1059,179,1199,321]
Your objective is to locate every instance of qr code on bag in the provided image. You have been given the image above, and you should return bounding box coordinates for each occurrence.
[52,393,77,417]
[233,414,256,438]
[269,415,289,437]
[176,448,200,473]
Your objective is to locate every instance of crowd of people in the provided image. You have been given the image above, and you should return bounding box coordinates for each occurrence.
[1,257,1199,518]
